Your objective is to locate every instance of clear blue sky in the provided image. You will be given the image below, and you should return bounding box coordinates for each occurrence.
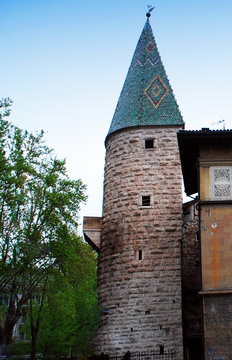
[2,0,232,230]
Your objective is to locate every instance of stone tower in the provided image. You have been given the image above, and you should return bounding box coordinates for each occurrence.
[94,14,184,358]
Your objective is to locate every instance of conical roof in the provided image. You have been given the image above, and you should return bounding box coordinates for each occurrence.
[107,17,184,139]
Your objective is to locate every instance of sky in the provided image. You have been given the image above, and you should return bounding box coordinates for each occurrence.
[1,0,232,232]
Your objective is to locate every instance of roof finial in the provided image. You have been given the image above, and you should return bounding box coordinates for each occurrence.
[146,5,155,18]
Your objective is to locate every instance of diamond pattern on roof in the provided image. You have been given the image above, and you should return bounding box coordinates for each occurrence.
[144,75,169,108]
[146,41,156,53]
[107,19,184,138]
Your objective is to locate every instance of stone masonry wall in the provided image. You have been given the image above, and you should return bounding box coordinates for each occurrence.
[181,205,202,355]
[182,205,200,291]
[94,126,184,359]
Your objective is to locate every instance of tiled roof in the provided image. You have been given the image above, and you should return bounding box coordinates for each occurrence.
[179,129,232,135]
[107,18,184,138]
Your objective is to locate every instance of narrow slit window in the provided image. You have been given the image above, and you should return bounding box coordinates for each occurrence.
[159,345,164,355]
[145,139,154,149]
[138,250,142,260]
[142,195,151,206]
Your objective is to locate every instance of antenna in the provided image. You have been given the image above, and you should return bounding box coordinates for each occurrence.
[212,119,225,130]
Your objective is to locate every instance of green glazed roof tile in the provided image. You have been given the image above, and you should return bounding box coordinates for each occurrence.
[107,18,184,137]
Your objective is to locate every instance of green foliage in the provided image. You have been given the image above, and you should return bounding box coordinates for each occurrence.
[37,282,78,357]
[0,98,13,120]
[6,341,31,357]
[0,122,86,267]
[23,236,98,358]
[0,100,98,357]
[0,115,86,273]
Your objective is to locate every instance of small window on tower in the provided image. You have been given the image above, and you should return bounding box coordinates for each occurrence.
[145,139,154,149]
[138,250,142,260]
[142,195,151,206]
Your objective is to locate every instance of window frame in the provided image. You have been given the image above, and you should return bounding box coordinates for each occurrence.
[210,166,232,200]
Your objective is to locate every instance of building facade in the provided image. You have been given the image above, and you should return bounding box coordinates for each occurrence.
[83,13,232,360]
[179,130,232,360]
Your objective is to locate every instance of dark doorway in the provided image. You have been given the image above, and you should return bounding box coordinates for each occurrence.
[184,337,203,360]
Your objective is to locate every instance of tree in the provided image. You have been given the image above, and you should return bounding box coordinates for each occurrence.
[24,234,98,359]
[51,234,98,357]
[0,98,13,120]
[0,103,88,355]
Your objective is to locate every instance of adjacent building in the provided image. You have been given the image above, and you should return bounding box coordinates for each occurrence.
[179,129,232,359]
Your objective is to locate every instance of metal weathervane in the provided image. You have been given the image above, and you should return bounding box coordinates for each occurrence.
[146,5,155,17]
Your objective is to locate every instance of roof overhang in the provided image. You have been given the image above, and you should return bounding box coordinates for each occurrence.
[83,216,102,253]
[178,129,232,196]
